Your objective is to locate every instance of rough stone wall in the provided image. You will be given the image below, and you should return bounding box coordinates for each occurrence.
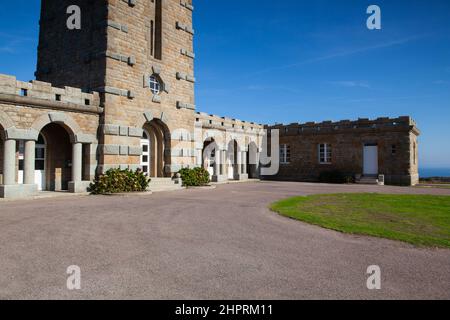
[265,117,420,186]
[195,112,264,151]
[36,0,108,91]
[0,74,100,135]
[98,0,197,173]
[0,74,102,184]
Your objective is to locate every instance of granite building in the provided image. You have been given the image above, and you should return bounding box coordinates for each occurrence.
[0,0,419,198]
[266,117,420,186]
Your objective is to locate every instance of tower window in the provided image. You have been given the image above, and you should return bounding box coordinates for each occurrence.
[391,144,397,155]
[149,75,161,94]
[149,0,162,60]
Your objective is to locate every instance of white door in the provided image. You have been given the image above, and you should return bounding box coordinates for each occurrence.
[18,139,46,191]
[141,133,150,176]
[363,145,378,175]
[35,143,46,190]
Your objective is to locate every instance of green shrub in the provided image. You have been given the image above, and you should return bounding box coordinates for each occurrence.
[89,168,150,195]
[178,167,210,187]
[319,170,354,184]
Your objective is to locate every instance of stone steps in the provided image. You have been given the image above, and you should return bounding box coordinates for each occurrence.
[147,178,184,192]
[356,175,384,186]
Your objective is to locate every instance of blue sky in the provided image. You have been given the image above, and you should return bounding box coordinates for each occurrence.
[0,1,449,167]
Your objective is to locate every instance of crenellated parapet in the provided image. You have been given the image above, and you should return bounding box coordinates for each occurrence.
[268,116,420,136]
[0,74,102,114]
[195,111,264,134]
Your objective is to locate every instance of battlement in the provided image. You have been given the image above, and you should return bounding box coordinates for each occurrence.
[195,111,264,132]
[0,74,100,109]
[268,116,420,135]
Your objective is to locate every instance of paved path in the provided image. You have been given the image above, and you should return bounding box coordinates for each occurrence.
[0,182,449,299]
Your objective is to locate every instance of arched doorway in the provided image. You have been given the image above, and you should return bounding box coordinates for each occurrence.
[40,123,72,191]
[142,119,171,178]
[247,142,259,179]
[202,138,217,178]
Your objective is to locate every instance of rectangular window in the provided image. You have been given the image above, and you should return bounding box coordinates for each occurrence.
[280,144,291,164]
[391,144,397,155]
[155,0,162,60]
[319,143,332,164]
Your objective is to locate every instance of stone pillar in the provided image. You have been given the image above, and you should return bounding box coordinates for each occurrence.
[221,150,227,176]
[24,140,36,185]
[72,142,82,183]
[242,151,247,174]
[2,139,16,185]
[213,152,220,177]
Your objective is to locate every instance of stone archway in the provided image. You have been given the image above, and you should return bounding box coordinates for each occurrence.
[142,119,171,178]
[247,141,259,179]
[202,137,217,178]
[39,123,72,191]
[31,112,81,142]
[227,140,240,180]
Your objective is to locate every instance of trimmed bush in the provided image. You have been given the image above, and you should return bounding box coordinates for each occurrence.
[319,170,354,184]
[89,168,151,195]
[179,167,210,187]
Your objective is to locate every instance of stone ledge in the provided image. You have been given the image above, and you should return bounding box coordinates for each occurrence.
[176,21,195,35]
[0,184,38,199]
[68,181,91,193]
[180,0,194,11]
[0,93,103,115]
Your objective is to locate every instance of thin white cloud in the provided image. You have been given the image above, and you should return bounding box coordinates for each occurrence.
[328,81,371,88]
[245,35,427,77]
[433,80,450,85]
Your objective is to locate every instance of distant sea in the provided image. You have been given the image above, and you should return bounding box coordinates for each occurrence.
[420,168,450,178]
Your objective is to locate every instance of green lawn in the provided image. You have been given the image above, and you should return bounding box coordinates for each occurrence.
[270,194,450,248]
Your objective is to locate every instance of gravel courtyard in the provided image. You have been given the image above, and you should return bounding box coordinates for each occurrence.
[0,181,449,300]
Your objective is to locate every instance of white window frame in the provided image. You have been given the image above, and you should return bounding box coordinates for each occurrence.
[149,75,161,95]
[280,144,290,165]
[318,143,332,164]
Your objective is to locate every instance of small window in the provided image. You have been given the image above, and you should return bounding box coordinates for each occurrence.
[85,99,90,106]
[149,74,161,95]
[55,94,61,101]
[319,143,332,164]
[391,145,397,155]
[280,144,291,164]
[20,89,28,97]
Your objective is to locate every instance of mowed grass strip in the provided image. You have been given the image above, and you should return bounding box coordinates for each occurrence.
[270,193,450,248]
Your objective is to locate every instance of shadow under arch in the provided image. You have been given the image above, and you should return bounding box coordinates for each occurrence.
[247,141,259,179]
[39,122,73,191]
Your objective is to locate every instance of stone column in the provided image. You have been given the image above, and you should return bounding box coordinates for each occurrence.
[2,139,16,185]
[242,151,247,174]
[213,151,220,177]
[234,149,241,178]
[221,150,226,176]
[72,142,83,183]
[24,140,36,185]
